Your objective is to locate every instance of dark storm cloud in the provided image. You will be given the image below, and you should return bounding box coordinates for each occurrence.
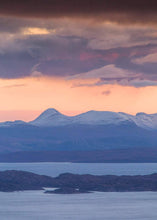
[0,16,157,88]
[0,51,38,78]
[0,35,114,78]
[0,0,157,24]
[1,32,157,88]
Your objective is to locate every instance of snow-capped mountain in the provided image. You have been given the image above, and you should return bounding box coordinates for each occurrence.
[0,108,157,161]
[29,108,157,130]
[30,108,73,127]
[0,108,157,130]
[29,108,131,127]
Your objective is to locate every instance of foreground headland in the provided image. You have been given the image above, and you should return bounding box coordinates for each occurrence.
[1,170,157,193]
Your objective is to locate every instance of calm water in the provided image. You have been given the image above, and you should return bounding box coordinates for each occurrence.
[0,191,157,220]
[1,162,157,219]
[0,162,157,177]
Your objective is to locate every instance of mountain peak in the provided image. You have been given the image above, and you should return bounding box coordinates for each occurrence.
[41,108,60,116]
[30,108,61,125]
[36,108,61,120]
[29,109,157,130]
[30,108,68,126]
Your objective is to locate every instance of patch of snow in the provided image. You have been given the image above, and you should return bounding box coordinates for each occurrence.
[2,108,157,130]
[29,109,133,127]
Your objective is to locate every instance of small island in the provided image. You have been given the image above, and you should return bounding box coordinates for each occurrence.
[45,187,90,194]
[1,170,157,194]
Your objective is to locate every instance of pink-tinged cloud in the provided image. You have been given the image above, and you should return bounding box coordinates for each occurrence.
[68,64,157,88]
[80,52,119,62]
[132,52,157,64]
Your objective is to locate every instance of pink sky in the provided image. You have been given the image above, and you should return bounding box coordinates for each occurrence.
[0,76,156,121]
[0,9,157,121]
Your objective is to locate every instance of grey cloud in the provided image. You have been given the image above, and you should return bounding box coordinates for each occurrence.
[0,34,108,78]
[0,20,157,88]
[1,0,157,24]
[95,78,157,88]
[0,51,38,79]
[70,64,157,88]
[132,52,157,65]
[1,16,157,52]
[0,16,49,34]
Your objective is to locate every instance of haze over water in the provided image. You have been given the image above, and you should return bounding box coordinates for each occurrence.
[1,162,157,177]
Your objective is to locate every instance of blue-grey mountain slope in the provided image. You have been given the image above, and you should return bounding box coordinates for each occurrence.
[0,108,157,162]
[29,108,157,130]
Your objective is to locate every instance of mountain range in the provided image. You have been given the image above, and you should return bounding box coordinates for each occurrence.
[2,108,157,130]
[0,108,157,162]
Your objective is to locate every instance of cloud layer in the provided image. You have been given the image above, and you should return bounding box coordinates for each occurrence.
[1,0,157,24]
[0,6,157,87]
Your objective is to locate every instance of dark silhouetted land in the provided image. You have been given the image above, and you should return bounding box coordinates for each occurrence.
[1,170,157,193]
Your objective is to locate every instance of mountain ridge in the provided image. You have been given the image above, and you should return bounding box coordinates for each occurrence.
[28,108,157,130]
[0,108,157,130]
[0,108,156,161]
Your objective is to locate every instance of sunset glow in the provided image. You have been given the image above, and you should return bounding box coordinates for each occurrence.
[0,0,157,121]
[0,76,157,121]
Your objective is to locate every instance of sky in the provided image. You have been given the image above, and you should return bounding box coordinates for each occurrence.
[1,0,157,121]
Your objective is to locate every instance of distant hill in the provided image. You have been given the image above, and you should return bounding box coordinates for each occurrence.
[0,108,157,162]
[1,170,157,193]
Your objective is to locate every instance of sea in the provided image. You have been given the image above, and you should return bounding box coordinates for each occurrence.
[1,162,157,220]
